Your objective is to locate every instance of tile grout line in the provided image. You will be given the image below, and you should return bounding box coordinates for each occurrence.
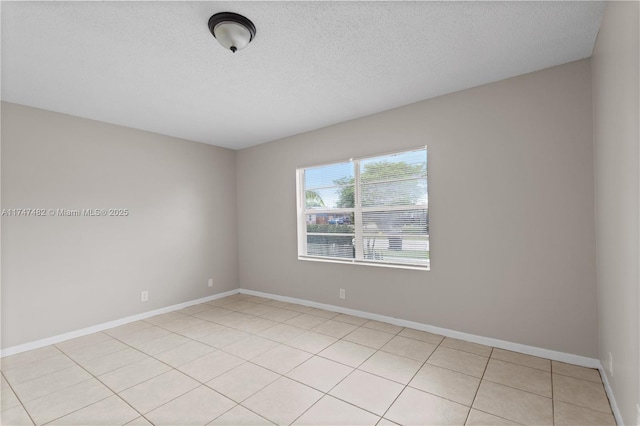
[5,297,345,425]
[466,408,526,426]
[56,315,256,424]
[405,341,490,397]
[551,361,556,426]
[7,352,110,426]
[285,325,404,426]
[377,333,447,423]
[180,295,615,424]
[10,304,424,424]
[1,370,38,426]
[107,311,556,426]
[1,350,62,372]
[82,334,241,425]
[104,298,330,424]
[14,299,458,425]
[471,349,558,425]
[4,295,613,426]
[51,343,155,426]
[291,320,404,423]
[4,363,92,397]
[218,402,275,425]
[463,346,494,425]
[478,377,554,400]
[490,355,553,373]
[102,325,253,424]
[200,297,316,425]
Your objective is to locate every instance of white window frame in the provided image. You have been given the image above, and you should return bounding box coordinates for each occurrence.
[296,146,429,271]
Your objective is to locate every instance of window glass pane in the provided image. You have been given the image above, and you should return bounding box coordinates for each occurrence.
[305,162,353,189]
[306,214,354,231]
[362,235,429,265]
[360,149,427,183]
[305,186,354,209]
[362,210,429,235]
[307,235,355,259]
[298,147,429,269]
[361,178,427,207]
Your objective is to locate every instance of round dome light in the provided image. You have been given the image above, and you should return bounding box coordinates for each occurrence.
[208,12,256,53]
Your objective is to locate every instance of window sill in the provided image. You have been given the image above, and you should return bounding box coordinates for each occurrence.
[298,255,430,271]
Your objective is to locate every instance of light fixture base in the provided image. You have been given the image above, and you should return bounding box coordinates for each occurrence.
[208,12,256,53]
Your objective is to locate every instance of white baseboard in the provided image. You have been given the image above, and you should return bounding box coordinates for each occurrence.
[2,286,620,426]
[239,288,601,368]
[2,286,601,368]
[240,289,627,423]
[0,289,238,358]
[599,367,625,426]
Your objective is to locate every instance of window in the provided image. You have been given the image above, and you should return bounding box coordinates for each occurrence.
[296,147,429,270]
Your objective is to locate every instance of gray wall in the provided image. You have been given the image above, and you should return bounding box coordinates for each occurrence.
[237,59,598,358]
[2,58,604,361]
[591,1,640,424]
[1,102,239,349]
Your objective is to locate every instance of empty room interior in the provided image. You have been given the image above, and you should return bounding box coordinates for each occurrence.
[1,1,639,425]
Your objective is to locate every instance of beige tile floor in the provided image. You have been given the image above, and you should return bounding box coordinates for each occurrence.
[0,294,616,425]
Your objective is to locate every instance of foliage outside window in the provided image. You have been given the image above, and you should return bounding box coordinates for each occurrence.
[296,147,429,270]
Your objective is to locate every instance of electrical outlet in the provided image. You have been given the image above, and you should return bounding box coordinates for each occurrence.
[208,278,214,288]
[140,291,149,302]
[608,352,613,376]
[339,288,346,299]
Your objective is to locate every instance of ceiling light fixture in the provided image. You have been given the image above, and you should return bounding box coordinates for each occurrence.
[208,12,256,53]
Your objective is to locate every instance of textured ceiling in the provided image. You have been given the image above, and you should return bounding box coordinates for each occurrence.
[1,1,605,150]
